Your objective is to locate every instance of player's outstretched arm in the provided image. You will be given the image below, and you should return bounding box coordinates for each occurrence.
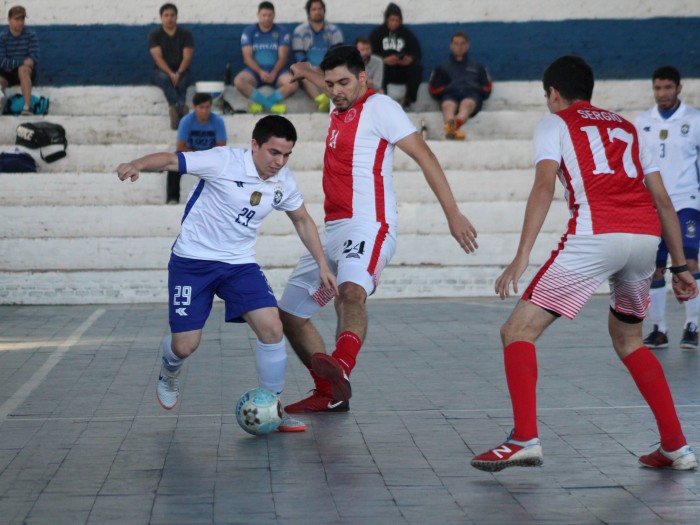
[116,152,179,182]
[286,205,339,295]
[645,171,699,302]
[396,133,478,253]
[496,159,557,299]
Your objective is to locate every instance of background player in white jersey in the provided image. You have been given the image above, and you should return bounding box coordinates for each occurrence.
[279,46,478,414]
[634,66,700,350]
[116,115,338,432]
[471,56,698,473]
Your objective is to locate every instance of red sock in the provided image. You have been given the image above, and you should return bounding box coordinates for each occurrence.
[308,364,332,396]
[331,331,362,375]
[455,117,464,128]
[504,341,538,441]
[623,346,686,451]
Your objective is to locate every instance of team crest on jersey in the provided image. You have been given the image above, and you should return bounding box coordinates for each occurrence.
[682,124,690,136]
[344,108,357,123]
[659,129,668,140]
[687,220,697,239]
[250,191,262,206]
[273,186,283,205]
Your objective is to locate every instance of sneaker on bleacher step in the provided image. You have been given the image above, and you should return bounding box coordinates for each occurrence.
[248,103,264,114]
[638,445,697,470]
[315,93,330,112]
[643,324,668,349]
[270,103,287,115]
[20,107,32,116]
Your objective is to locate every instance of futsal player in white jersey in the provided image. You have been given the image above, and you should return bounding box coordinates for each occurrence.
[116,115,338,432]
[471,56,698,472]
[279,45,478,414]
[634,66,700,350]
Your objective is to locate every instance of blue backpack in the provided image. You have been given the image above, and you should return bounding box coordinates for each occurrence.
[2,94,50,115]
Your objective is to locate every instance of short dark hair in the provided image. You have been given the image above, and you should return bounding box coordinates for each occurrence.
[192,92,213,106]
[652,65,681,86]
[355,36,370,46]
[258,1,274,12]
[159,3,177,16]
[452,31,470,43]
[542,55,594,102]
[305,0,325,16]
[320,45,366,75]
[252,115,297,145]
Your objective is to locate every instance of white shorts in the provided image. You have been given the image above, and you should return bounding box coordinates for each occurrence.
[523,232,660,320]
[279,219,397,318]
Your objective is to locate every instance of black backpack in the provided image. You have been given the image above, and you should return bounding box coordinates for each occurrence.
[15,122,67,163]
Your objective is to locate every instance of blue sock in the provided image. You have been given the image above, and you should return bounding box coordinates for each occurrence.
[250,89,267,106]
[266,89,283,106]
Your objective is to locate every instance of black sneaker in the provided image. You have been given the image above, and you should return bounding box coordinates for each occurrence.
[680,323,698,350]
[643,324,669,349]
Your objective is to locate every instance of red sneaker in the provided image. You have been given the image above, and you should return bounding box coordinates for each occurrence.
[638,445,697,470]
[471,433,543,472]
[284,390,350,414]
[311,353,352,401]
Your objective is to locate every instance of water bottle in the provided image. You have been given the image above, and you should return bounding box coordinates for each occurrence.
[224,63,232,85]
[420,119,428,140]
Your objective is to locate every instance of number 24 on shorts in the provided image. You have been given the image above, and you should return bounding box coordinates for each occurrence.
[343,239,366,259]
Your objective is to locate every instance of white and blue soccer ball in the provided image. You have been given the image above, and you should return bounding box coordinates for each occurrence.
[235,387,282,435]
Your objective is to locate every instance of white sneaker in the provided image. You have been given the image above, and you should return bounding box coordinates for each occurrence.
[156,361,181,410]
[278,411,307,432]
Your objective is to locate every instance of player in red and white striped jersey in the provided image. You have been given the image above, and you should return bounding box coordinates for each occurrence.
[471,56,698,473]
[279,45,478,413]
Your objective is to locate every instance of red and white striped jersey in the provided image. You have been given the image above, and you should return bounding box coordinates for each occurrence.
[323,90,416,226]
[534,100,661,236]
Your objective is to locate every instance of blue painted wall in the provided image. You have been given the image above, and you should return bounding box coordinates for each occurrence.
[37,18,700,85]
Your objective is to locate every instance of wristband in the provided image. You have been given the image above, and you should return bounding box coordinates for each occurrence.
[669,264,689,274]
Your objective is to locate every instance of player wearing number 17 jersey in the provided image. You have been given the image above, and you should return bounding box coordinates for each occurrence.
[471,56,698,473]
[279,46,478,414]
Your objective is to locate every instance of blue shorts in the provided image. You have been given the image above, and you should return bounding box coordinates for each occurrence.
[168,254,277,333]
[655,208,700,267]
[440,89,484,117]
[243,67,291,87]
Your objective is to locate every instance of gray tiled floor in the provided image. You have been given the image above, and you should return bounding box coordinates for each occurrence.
[0,296,698,524]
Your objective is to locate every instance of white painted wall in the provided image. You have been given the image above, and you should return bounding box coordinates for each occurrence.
[9,0,700,25]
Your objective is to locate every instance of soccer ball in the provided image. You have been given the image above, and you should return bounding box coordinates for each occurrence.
[235,387,282,435]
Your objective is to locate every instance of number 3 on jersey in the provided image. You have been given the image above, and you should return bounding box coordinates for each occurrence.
[581,125,638,178]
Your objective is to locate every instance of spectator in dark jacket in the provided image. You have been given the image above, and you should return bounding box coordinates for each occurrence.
[429,32,492,140]
[369,3,422,109]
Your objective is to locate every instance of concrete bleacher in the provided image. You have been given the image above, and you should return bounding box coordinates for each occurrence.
[2,80,699,304]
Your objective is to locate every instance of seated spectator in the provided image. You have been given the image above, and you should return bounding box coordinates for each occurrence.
[428,32,491,140]
[0,6,39,116]
[167,92,227,204]
[148,3,194,130]
[369,3,422,109]
[355,37,383,94]
[234,1,298,115]
[292,0,343,112]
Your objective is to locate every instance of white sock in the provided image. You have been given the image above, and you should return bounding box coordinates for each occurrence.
[161,335,183,371]
[256,338,287,396]
[649,283,667,333]
[685,297,700,330]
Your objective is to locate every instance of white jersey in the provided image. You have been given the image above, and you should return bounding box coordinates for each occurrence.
[172,147,303,264]
[634,101,700,212]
